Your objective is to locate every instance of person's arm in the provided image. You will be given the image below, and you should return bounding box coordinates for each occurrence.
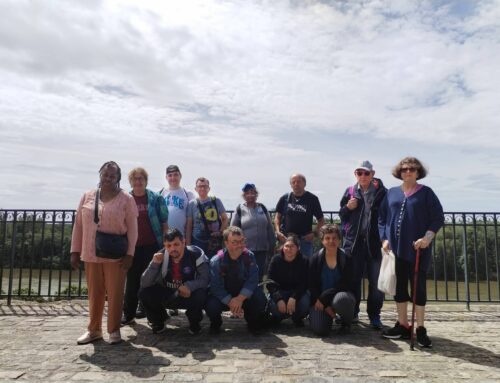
[230,205,241,227]
[291,258,308,300]
[266,256,283,302]
[415,188,445,249]
[217,199,229,232]
[209,257,232,305]
[184,249,210,291]
[239,252,259,299]
[140,251,163,288]
[185,202,194,245]
[274,212,287,243]
[378,194,391,251]
[265,208,277,252]
[125,196,139,257]
[157,193,169,236]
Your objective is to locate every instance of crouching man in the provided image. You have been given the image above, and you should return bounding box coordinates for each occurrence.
[139,228,209,334]
[205,226,268,334]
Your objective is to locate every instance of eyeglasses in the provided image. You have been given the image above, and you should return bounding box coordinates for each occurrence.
[355,170,371,177]
[196,184,209,189]
[401,167,417,173]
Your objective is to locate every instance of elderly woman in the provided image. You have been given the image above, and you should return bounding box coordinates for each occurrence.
[70,161,138,345]
[379,157,444,348]
[308,224,356,336]
[231,183,275,280]
[121,167,168,326]
[267,235,309,327]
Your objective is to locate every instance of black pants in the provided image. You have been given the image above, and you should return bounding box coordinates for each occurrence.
[394,256,428,306]
[123,243,159,319]
[139,284,207,326]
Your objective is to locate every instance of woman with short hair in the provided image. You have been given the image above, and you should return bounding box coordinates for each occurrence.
[121,167,169,326]
[379,157,444,348]
[70,161,138,345]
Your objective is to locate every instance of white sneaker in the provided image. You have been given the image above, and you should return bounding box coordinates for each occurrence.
[109,330,122,345]
[77,331,103,345]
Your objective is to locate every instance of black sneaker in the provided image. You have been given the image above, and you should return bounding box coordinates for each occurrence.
[151,322,166,334]
[382,321,411,339]
[168,309,179,316]
[135,310,146,319]
[209,324,221,335]
[335,323,351,335]
[416,326,432,348]
[120,315,136,327]
[189,323,202,335]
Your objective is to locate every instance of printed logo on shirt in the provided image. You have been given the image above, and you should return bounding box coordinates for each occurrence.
[199,207,218,222]
[165,280,182,289]
[136,203,148,213]
[183,266,192,274]
[287,203,307,213]
[166,195,185,210]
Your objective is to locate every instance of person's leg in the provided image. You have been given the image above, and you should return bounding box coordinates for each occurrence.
[383,258,411,339]
[299,239,313,258]
[243,287,268,330]
[84,262,105,334]
[102,262,127,335]
[366,250,384,325]
[182,288,208,332]
[291,291,310,325]
[138,284,171,325]
[252,250,268,282]
[349,245,365,317]
[308,306,333,336]
[332,291,356,326]
[204,295,226,331]
[123,246,144,320]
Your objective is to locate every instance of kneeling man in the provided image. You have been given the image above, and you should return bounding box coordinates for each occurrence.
[205,226,268,334]
[140,228,209,334]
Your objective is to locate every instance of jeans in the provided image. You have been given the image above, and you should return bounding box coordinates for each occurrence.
[299,238,313,257]
[205,287,268,330]
[139,284,207,326]
[351,239,384,320]
[252,250,269,282]
[123,243,159,319]
[268,290,310,323]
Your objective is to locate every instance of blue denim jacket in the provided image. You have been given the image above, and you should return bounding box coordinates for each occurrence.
[209,248,259,305]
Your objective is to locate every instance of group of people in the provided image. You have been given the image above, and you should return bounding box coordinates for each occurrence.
[70,157,444,349]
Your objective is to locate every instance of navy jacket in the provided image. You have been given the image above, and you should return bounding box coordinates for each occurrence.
[339,178,387,258]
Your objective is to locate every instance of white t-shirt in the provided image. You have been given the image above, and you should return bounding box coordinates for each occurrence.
[161,187,195,235]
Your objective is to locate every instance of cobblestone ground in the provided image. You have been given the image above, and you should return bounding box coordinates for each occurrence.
[0,301,499,382]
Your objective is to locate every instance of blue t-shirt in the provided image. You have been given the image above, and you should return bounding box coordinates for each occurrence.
[321,263,341,292]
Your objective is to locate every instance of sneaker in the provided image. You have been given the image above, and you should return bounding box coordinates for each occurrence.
[370,317,384,330]
[416,326,432,348]
[120,314,136,327]
[135,310,146,319]
[109,330,122,345]
[151,322,166,334]
[188,323,202,335]
[335,324,351,335]
[382,321,411,339]
[351,314,359,324]
[77,330,103,345]
[168,309,179,316]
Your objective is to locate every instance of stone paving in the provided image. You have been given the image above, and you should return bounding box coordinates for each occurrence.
[0,300,499,382]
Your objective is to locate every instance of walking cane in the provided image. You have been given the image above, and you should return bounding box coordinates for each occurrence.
[410,248,421,351]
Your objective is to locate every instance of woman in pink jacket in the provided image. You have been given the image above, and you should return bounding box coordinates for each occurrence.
[70,161,138,345]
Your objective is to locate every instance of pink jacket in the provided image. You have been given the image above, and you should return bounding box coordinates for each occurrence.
[71,189,138,263]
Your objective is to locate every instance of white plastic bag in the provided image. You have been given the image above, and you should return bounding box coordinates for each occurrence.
[378,248,396,296]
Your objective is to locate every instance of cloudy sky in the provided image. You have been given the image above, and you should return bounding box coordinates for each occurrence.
[1,0,499,212]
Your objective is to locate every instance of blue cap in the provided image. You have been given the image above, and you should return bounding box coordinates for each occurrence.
[242,183,256,192]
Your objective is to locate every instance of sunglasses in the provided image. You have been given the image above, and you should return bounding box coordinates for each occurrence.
[401,167,417,173]
[355,170,371,177]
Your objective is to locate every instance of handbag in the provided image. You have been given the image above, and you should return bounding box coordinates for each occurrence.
[94,188,128,259]
[377,248,396,296]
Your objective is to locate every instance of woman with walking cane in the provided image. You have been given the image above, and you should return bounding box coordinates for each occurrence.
[378,157,444,348]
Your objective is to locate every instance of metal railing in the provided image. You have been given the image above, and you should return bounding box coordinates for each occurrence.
[1,209,499,306]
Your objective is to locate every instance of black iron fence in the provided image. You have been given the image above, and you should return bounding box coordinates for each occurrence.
[1,209,499,306]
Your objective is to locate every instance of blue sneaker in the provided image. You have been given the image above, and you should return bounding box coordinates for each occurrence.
[370,317,383,330]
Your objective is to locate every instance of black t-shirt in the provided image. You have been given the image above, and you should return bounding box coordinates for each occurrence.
[275,191,323,236]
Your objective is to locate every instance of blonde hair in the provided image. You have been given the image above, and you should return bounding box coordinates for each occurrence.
[128,167,149,185]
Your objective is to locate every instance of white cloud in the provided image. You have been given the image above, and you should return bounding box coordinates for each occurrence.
[0,0,499,211]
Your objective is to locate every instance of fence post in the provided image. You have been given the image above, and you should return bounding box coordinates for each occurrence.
[7,213,17,306]
[462,216,470,311]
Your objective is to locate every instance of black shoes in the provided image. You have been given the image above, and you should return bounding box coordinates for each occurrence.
[382,321,411,339]
[151,322,166,334]
[416,326,433,348]
[188,323,202,335]
[120,314,136,327]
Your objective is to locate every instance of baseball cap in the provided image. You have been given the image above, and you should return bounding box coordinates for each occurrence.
[355,160,374,172]
[242,183,256,192]
[166,165,180,174]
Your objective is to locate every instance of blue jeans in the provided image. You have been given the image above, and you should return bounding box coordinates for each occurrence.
[205,287,268,330]
[351,239,384,320]
[268,290,310,322]
[299,238,313,257]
